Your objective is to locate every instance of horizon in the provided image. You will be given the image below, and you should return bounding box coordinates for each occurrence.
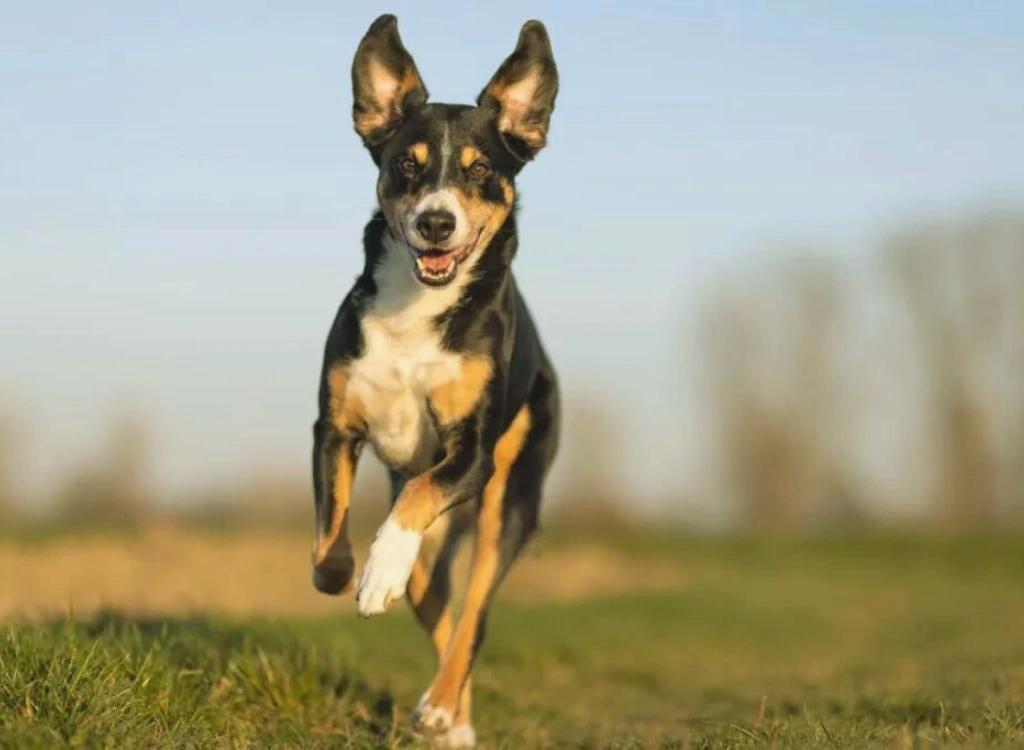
[3,1,1023,516]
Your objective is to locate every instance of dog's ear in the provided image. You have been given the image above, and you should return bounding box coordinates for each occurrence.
[351,14,428,156]
[477,20,559,162]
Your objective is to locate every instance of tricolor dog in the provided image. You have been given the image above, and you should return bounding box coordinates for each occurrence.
[310,14,561,747]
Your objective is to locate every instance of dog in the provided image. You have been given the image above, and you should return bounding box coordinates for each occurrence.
[310,14,561,747]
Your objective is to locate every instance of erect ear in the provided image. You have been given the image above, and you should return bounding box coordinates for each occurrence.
[351,14,428,157]
[477,20,559,162]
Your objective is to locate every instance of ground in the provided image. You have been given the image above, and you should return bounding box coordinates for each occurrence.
[2,529,1024,748]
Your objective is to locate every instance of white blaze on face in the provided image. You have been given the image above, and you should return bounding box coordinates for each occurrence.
[409,188,470,248]
[438,122,454,184]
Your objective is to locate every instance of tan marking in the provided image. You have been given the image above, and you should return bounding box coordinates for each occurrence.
[354,109,389,140]
[407,511,453,615]
[433,609,454,662]
[485,81,508,106]
[354,60,423,140]
[391,474,447,532]
[429,355,493,427]
[408,518,473,729]
[391,356,493,532]
[423,406,532,714]
[327,364,365,434]
[455,677,472,727]
[398,66,422,101]
[410,142,429,165]
[459,146,484,169]
[408,556,453,662]
[407,557,430,604]
[311,442,356,569]
[452,181,514,257]
[353,59,393,138]
[312,365,364,578]
[487,69,547,149]
[407,514,463,722]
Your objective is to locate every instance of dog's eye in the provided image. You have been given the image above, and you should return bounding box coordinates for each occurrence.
[398,157,418,176]
[468,160,490,179]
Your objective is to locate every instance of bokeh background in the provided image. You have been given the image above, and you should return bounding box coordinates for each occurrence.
[2,2,1024,619]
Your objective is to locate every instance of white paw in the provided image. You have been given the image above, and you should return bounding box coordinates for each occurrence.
[412,695,474,747]
[442,724,476,748]
[412,699,454,735]
[413,692,454,733]
[355,518,420,617]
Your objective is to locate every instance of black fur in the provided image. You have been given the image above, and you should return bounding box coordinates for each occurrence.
[310,14,561,742]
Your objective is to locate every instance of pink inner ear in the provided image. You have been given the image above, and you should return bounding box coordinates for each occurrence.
[368,58,401,106]
[497,72,540,133]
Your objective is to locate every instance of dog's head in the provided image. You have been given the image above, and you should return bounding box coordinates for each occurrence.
[351,14,558,287]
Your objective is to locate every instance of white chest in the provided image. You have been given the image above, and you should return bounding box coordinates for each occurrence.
[346,230,479,473]
[347,314,462,473]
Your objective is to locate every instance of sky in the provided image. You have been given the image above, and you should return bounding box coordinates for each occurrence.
[2,1,1023,509]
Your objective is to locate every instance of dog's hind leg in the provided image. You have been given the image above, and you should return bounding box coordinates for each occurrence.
[405,499,471,667]
[396,469,473,746]
[413,365,560,746]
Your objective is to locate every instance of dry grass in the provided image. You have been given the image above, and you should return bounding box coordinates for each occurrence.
[0,523,686,621]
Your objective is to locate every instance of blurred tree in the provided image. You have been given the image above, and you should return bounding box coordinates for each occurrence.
[52,409,154,528]
[699,252,859,531]
[883,210,1024,529]
[547,393,630,528]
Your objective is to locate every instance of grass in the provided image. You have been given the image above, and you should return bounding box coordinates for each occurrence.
[2,534,1024,748]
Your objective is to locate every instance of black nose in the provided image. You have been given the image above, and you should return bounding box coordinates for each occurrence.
[415,210,456,245]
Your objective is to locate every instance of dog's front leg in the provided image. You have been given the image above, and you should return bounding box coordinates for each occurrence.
[356,420,495,618]
[311,417,363,595]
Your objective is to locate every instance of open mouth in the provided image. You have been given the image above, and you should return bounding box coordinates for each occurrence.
[409,232,480,286]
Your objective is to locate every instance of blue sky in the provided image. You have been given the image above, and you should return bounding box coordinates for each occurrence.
[2,1,1023,506]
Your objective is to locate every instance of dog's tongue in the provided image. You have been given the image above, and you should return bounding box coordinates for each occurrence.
[420,252,453,272]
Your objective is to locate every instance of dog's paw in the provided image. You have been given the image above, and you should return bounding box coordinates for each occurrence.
[411,699,454,736]
[413,691,474,747]
[355,518,420,617]
[311,555,356,595]
[441,724,476,748]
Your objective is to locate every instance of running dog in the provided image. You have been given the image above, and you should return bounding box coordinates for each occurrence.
[310,14,561,747]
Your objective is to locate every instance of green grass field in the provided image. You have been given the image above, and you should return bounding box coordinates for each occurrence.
[3,534,1024,748]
